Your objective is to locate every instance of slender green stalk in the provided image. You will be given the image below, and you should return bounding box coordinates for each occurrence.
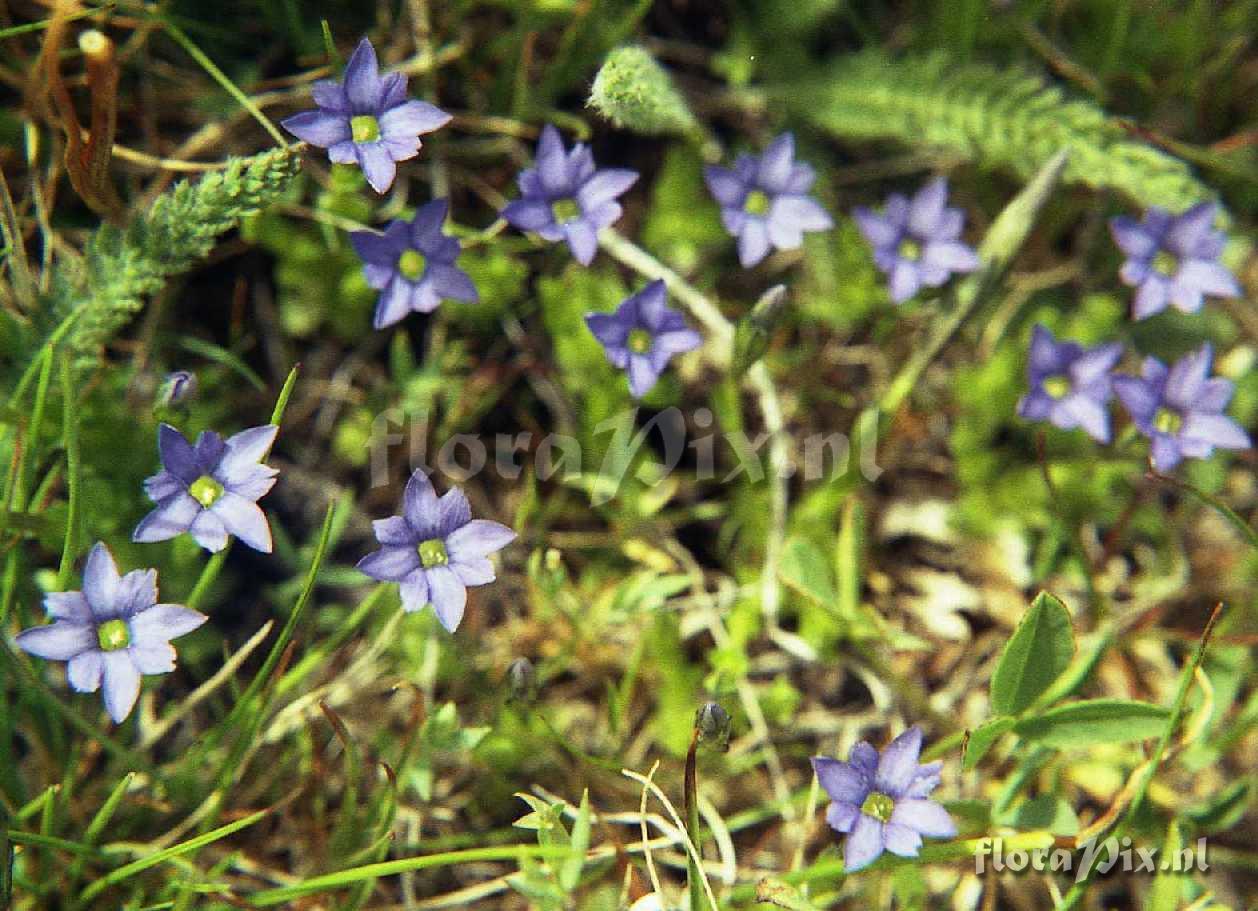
[247,844,573,905]
[78,807,271,902]
[684,728,705,911]
[156,19,288,147]
[1150,470,1258,552]
[56,356,82,590]
[1057,604,1221,909]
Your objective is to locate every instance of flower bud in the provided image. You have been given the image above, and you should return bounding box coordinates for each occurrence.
[695,701,731,748]
[155,370,197,409]
[507,657,537,703]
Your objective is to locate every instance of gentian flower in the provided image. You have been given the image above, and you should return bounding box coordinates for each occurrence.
[585,279,702,398]
[357,470,516,632]
[812,727,956,872]
[133,423,279,554]
[1017,325,1124,443]
[1109,203,1240,320]
[501,124,638,265]
[853,177,980,303]
[1113,343,1251,472]
[281,37,451,194]
[350,199,478,329]
[703,132,833,267]
[16,543,207,723]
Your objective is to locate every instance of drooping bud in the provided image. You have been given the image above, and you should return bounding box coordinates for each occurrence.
[507,657,537,703]
[155,370,197,410]
[695,701,732,749]
[731,284,789,375]
[588,47,700,140]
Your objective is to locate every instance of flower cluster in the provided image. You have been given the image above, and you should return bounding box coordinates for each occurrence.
[1017,202,1247,472]
[15,30,1252,886]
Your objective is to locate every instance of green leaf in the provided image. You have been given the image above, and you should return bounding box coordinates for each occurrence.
[990,592,1075,716]
[560,789,591,891]
[779,537,837,606]
[963,717,1015,770]
[1147,819,1188,911]
[999,794,1079,836]
[1013,699,1170,748]
[1186,779,1252,832]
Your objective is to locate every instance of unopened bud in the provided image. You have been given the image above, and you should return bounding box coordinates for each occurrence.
[156,370,197,409]
[695,701,731,748]
[507,657,536,703]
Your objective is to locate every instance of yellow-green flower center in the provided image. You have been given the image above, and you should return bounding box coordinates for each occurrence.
[1154,407,1182,434]
[898,238,922,261]
[97,618,130,652]
[551,198,580,223]
[860,791,896,823]
[628,328,652,354]
[398,249,427,281]
[1043,375,1071,399]
[743,190,771,216]
[1152,250,1179,277]
[350,114,380,143]
[189,474,224,508]
[417,538,448,568]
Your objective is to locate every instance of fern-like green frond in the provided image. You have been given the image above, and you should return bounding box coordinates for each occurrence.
[784,51,1220,219]
[53,146,300,359]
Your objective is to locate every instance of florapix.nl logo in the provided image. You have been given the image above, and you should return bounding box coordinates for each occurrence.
[976,836,1210,882]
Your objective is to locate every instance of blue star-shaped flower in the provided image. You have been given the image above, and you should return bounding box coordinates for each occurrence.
[281,37,451,193]
[585,280,702,398]
[350,199,478,328]
[704,132,833,267]
[501,125,638,265]
[16,543,207,723]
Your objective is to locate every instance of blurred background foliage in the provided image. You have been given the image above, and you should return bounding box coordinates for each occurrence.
[0,0,1256,908]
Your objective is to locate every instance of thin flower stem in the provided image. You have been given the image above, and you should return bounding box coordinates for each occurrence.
[55,356,82,591]
[157,19,288,148]
[598,228,788,623]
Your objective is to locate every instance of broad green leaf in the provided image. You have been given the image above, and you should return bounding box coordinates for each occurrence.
[1013,699,1170,748]
[963,717,1014,770]
[999,794,1079,836]
[779,537,836,605]
[990,592,1075,716]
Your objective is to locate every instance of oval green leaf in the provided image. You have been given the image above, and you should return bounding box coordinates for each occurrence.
[990,591,1075,716]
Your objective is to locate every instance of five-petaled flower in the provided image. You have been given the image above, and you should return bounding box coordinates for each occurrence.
[812,727,957,872]
[585,279,702,399]
[1113,343,1251,472]
[281,37,451,194]
[133,423,279,554]
[501,124,638,266]
[16,543,207,723]
[357,470,516,632]
[704,132,833,268]
[853,177,980,303]
[351,198,478,329]
[1109,203,1239,320]
[1017,325,1124,443]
